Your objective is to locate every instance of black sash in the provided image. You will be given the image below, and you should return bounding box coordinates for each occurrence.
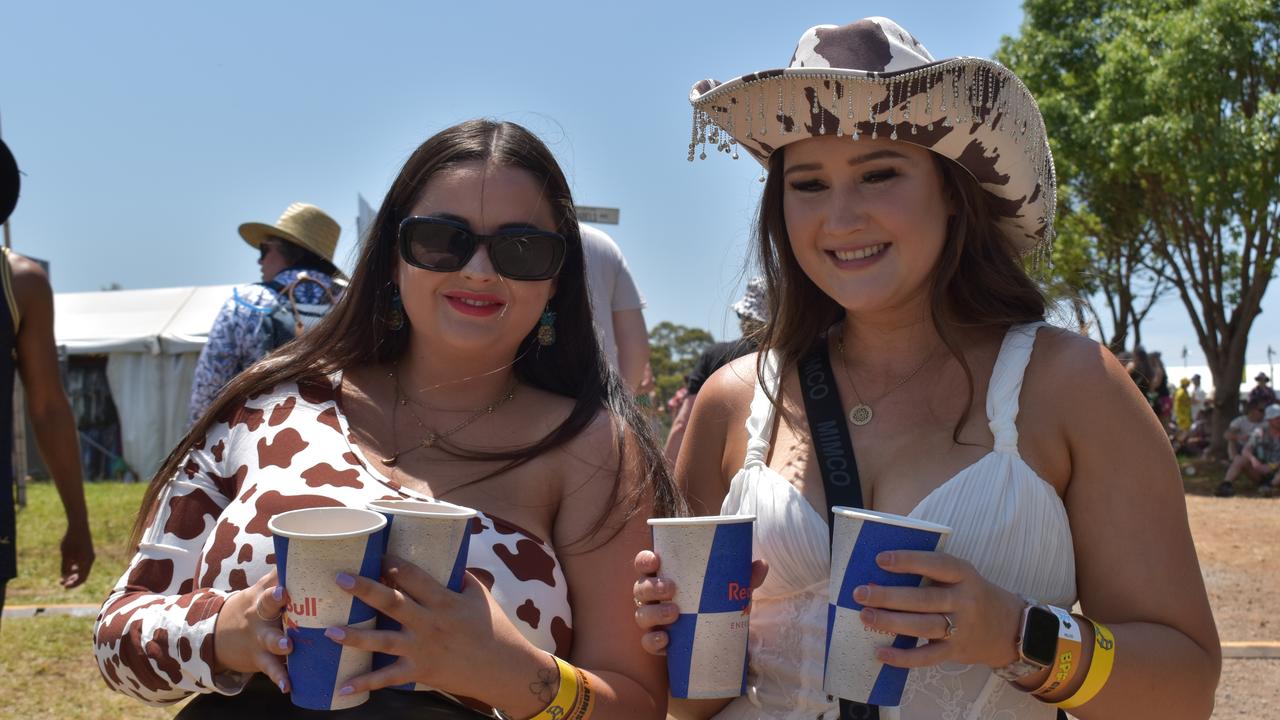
[797,340,878,720]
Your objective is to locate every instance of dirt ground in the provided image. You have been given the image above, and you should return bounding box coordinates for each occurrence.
[1185,477,1280,718]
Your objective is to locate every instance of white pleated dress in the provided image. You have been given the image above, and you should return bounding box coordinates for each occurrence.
[716,323,1077,720]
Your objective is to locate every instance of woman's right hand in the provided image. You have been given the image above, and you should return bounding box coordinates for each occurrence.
[633,550,768,656]
[212,570,292,692]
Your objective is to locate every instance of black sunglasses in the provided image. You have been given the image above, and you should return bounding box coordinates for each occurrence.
[398,216,566,281]
[258,238,289,260]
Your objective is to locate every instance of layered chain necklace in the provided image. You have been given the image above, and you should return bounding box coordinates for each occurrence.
[835,333,941,426]
[380,368,517,467]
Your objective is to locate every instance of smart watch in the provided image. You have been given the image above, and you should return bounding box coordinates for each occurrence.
[993,599,1081,683]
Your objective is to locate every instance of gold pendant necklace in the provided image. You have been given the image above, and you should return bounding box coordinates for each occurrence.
[381,368,517,466]
[836,333,939,427]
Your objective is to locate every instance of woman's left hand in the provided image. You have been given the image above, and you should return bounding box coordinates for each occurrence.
[323,555,540,700]
[854,550,1025,670]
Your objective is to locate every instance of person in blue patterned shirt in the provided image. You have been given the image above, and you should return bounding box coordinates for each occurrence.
[187,202,344,426]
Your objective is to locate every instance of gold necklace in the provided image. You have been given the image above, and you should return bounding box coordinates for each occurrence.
[381,369,517,466]
[835,333,940,426]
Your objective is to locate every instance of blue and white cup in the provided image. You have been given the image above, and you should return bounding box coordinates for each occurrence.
[269,507,388,711]
[823,507,951,707]
[648,515,755,699]
[367,499,478,689]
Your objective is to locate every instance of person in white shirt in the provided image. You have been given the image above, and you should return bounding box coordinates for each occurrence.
[579,224,649,392]
[1189,374,1208,419]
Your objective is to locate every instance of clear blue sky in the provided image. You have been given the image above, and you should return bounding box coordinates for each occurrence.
[1,1,1274,365]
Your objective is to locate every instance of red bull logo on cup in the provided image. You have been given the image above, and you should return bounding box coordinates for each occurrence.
[289,597,320,618]
[727,582,751,602]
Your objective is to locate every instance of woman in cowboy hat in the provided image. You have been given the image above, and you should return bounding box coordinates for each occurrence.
[96,120,677,718]
[634,17,1218,719]
[187,202,347,425]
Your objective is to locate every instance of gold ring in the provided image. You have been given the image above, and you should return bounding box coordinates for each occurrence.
[255,601,282,622]
[941,613,956,640]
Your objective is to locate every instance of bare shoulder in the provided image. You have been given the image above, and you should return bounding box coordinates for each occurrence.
[695,351,762,420]
[518,383,580,436]
[1024,326,1136,411]
[552,405,648,547]
[559,404,619,460]
[6,251,52,300]
[1021,326,1157,483]
[6,251,48,278]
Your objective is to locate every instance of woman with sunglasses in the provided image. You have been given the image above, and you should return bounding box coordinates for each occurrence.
[95,119,679,719]
[633,17,1218,720]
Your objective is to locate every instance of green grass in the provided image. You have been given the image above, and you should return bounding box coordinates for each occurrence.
[0,615,175,719]
[7,480,148,606]
[1,481,186,719]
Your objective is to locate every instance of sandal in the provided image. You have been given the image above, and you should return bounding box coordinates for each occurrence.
[1214,481,1236,497]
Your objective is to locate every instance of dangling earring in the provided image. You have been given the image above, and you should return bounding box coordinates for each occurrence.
[387,284,406,331]
[537,307,556,346]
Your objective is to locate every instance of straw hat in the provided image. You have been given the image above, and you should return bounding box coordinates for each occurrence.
[687,17,1056,257]
[0,139,19,225]
[238,202,340,264]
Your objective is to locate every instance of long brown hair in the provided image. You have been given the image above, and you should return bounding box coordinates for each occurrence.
[132,120,682,547]
[754,147,1047,440]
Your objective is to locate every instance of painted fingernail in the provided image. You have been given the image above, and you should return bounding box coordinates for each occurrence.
[336,572,355,589]
[277,637,289,650]
[325,627,346,641]
[853,585,869,602]
[272,586,283,602]
[278,679,288,693]
[338,685,354,696]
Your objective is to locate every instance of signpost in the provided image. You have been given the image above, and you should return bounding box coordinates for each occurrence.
[575,206,620,225]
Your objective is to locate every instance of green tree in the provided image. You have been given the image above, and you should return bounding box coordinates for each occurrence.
[1001,0,1279,455]
[648,321,715,410]
[1000,0,1174,353]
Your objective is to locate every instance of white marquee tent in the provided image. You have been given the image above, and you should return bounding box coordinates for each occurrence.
[48,284,1279,479]
[54,285,234,478]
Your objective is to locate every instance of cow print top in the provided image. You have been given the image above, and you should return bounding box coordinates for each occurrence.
[93,374,572,705]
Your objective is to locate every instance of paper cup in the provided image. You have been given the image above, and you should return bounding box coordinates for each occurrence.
[269,507,388,711]
[367,499,478,688]
[648,515,755,699]
[823,507,951,707]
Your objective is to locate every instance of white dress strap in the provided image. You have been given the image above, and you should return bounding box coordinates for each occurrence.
[743,351,780,468]
[985,322,1048,455]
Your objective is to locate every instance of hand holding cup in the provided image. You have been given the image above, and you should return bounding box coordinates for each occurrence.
[212,569,292,692]
[632,550,769,655]
[323,557,544,708]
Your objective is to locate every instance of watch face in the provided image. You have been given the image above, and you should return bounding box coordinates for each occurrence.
[1022,606,1060,667]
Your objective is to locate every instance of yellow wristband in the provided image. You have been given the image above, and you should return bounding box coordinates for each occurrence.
[569,664,594,720]
[531,654,578,720]
[1056,620,1115,710]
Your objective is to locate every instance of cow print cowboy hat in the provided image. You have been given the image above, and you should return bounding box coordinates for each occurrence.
[688,17,1056,258]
